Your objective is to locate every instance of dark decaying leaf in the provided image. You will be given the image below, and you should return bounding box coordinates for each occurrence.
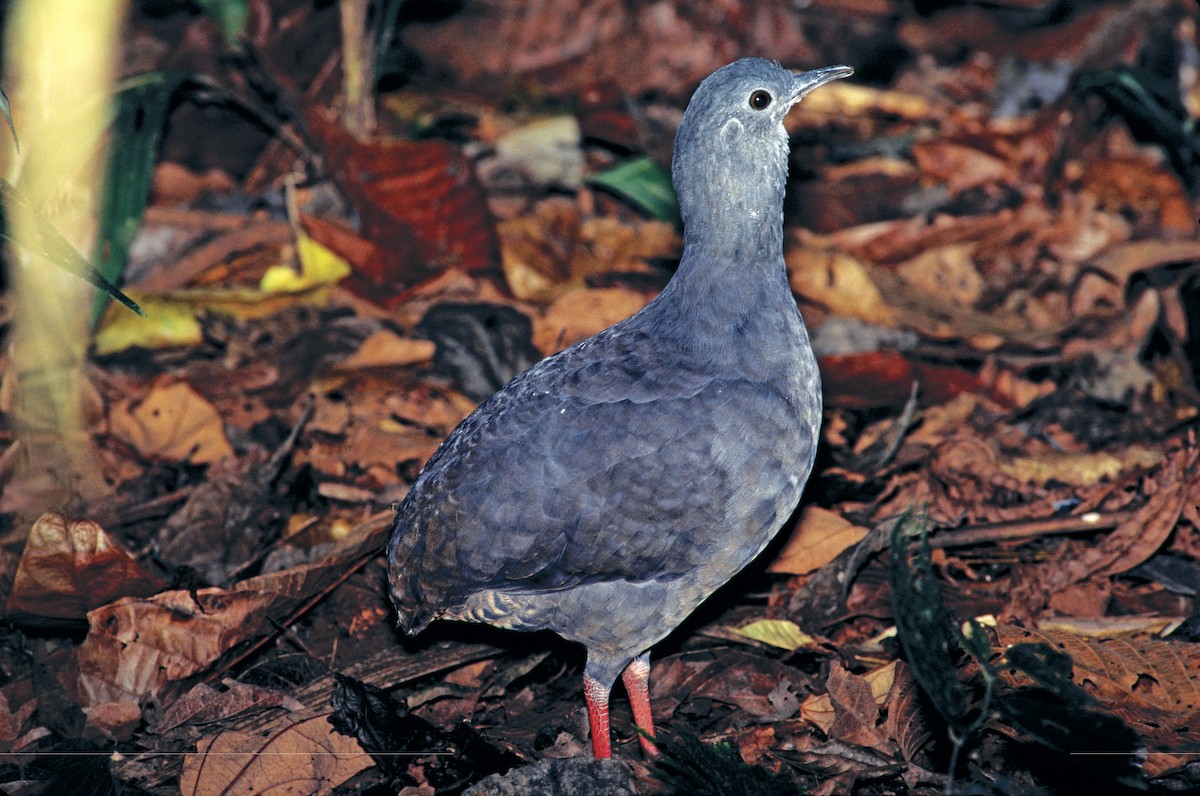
[887,510,974,735]
[653,730,799,796]
[329,673,521,791]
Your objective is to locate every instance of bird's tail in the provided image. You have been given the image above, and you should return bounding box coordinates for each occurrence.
[386,516,435,636]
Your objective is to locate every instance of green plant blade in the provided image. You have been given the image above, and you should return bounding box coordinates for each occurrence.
[0,88,18,151]
[195,0,249,47]
[90,71,190,325]
[588,155,680,225]
[0,178,143,316]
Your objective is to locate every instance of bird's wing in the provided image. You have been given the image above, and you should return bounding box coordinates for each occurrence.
[394,326,807,606]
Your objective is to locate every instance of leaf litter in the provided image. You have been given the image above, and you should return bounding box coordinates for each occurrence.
[0,1,1198,793]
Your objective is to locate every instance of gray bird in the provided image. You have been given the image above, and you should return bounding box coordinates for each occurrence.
[387,58,852,759]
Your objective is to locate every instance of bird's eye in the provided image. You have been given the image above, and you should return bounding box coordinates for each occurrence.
[748,90,772,110]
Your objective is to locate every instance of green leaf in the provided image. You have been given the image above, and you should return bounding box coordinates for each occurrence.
[588,156,680,225]
[195,0,249,47]
[90,71,190,326]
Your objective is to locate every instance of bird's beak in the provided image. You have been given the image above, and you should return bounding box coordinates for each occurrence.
[789,65,854,104]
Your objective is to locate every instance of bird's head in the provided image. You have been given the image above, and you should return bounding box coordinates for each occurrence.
[671,58,852,250]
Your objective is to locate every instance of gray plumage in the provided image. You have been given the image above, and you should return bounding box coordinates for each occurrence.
[387,58,851,757]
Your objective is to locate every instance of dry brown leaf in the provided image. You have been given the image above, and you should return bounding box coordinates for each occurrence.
[787,246,895,326]
[800,661,896,736]
[336,329,435,370]
[883,661,933,764]
[499,198,582,302]
[1088,239,1200,293]
[75,516,389,713]
[997,625,1200,776]
[108,379,234,464]
[0,687,37,747]
[650,651,806,724]
[180,714,373,796]
[533,287,651,354]
[153,680,304,735]
[825,211,1024,268]
[298,378,470,488]
[81,700,142,743]
[911,140,1014,194]
[826,664,891,753]
[893,244,984,308]
[6,513,166,624]
[499,199,677,305]
[768,506,868,575]
[1067,443,1190,581]
[1080,156,1195,235]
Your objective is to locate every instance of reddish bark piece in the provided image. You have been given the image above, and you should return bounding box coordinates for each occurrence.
[305,108,500,304]
[299,212,397,303]
[819,352,986,409]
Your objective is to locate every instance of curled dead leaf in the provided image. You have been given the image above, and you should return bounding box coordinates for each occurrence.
[6,512,165,625]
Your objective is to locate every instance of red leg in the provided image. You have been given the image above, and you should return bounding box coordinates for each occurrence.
[583,673,612,759]
[621,653,659,758]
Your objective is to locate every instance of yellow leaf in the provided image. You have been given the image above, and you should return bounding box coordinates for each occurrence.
[768,506,868,575]
[999,446,1162,486]
[93,294,203,355]
[732,619,817,651]
[260,232,351,293]
[93,280,342,355]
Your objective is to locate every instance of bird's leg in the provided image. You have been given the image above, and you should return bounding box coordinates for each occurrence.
[621,653,659,757]
[583,673,612,759]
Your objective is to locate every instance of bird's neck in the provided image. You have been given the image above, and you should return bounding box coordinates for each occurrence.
[670,200,789,309]
[638,214,804,369]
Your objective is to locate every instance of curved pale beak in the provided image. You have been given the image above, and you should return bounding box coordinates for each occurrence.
[789,64,854,104]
